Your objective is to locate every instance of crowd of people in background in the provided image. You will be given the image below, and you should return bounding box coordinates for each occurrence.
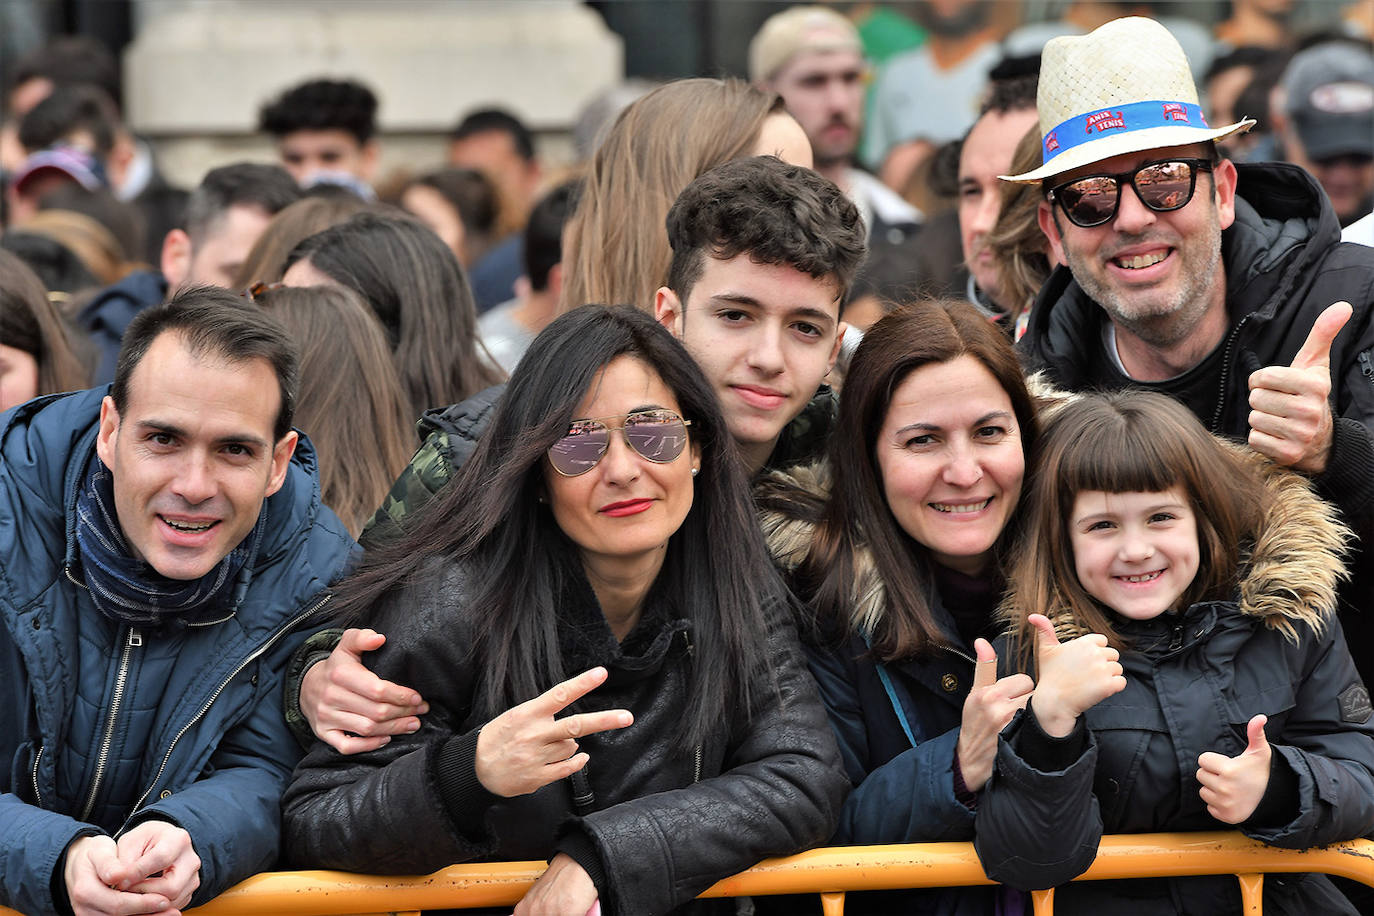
[1,3,1373,916]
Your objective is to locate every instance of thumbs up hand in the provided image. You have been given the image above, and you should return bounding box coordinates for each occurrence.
[956,638,1034,792]
[1028,614,1126,738]
[1197,714,1273,824]
[1247,301,1352,474]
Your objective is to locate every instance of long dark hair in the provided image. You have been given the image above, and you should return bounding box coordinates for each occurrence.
[790,300,1039,662]
[284,211,504,419]
[331,305,778,751]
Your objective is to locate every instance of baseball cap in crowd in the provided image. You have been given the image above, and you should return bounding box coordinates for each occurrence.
[748,5,863,84]
[1281,42,1374,161]
[1003,17,1254,183]
[11,144,107,196]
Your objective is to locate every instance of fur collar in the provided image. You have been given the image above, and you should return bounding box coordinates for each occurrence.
[758,460,891,637]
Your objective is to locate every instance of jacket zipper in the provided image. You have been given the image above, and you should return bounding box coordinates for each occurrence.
[124,594,332,819]
[78,627,142,821]
[31,743,45,807]
[1209,315,1252,433]
[1360,350,1374,387]
[682,629,702,783]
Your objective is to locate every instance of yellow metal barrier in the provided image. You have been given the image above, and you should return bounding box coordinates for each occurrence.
[3,833,1369,915]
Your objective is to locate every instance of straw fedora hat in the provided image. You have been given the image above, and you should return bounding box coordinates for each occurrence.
[1002,17,1254,183]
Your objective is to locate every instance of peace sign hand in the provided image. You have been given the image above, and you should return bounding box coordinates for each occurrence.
[475,667,633,798]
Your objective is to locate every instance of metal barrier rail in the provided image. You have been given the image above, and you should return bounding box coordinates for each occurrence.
[3,833,1370,916]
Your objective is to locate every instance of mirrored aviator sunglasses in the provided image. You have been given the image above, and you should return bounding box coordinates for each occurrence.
[547,408,692,477]
[1048,158,1213,228]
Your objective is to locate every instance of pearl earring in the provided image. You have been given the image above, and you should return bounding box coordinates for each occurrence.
[691,467,699,477]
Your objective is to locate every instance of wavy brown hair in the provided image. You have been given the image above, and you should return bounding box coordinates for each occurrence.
[1001,390,1266,675]
[251,284,417,538]
[0,249,90,402]
[985,124,1052,329]
[232,194,373,289]
[776,299,1039,662]
[557,78,784,313]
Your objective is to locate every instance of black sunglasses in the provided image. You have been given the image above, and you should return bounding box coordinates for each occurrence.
[1047,158,1214,228]
[547,408,692,477]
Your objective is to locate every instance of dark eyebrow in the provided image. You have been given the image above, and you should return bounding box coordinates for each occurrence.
[707,293,838,323]
[134,419,270,451]
[894,410,1013,437]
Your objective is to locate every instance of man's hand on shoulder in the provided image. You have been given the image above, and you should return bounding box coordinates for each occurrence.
[1247,301,1352,474]
[63,833,175,916]
[300,627,428,754]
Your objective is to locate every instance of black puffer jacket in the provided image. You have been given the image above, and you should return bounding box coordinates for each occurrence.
[974,460,1374,914]
[1018,163,1374,686]
[281,556,847,916]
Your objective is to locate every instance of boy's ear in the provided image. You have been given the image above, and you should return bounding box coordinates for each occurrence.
[161,228,192,290]
[654,286,684,338]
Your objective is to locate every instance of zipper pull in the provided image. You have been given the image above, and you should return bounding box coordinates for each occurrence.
[1168,622,1183,652]
[128,628,143,648]
[1359,350,1373,384]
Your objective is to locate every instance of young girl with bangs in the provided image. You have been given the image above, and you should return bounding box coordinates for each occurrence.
[975,389,1374,915]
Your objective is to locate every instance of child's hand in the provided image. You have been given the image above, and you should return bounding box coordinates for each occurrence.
[1028,614,1126,737]
[957,638,1034,791]
[1197,714,1272,824]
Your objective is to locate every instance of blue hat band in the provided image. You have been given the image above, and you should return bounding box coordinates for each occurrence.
[1042,100,1210,166]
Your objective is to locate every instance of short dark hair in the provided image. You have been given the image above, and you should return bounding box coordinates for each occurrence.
[8,36,122,112]
[17,84,120,157]
[113,286,299,441]
[665,155,866,308]
[258,78,379,145]
[450,107,535,162]
[523,179,580,292]
[183,162,301,246]
[980,71,1038,117]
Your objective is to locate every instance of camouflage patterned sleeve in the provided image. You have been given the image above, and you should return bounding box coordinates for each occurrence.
[357,432,459,550]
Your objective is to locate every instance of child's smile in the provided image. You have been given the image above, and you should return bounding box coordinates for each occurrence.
[1069,487,1201,621]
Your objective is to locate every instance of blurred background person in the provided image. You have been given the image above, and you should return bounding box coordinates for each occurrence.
[250,283,416,539]
[282,211,504,420]
[1216,0,1297,51]
[447,108,543,311]
[2,36,186,264]
[75,161,300,384]
[956,67,1039,323]
[397,167,501,271]
[259,77,380,193]
[1275,40,1374,226]
[0,248,89,411]
[559,77,811,314]
[985,125,1060,338]
[478,178,579,373]
[233,191,373,289]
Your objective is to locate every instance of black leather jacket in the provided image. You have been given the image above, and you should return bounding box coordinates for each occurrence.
[281,556,848,916]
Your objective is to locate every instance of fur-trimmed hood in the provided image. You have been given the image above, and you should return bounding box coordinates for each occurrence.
[757,459,893,638]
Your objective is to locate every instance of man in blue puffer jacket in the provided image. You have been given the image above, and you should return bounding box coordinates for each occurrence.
[0,288,354,916]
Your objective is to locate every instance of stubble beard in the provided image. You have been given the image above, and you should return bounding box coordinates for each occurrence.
[1067,213,1224,349]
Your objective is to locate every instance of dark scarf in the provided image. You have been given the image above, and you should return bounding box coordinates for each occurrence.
[74,457,266,629]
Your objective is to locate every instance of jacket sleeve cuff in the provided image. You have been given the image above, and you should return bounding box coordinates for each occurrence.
[283,627,345,750]
[432,728,502,842]
[1244,750,1300,828]
[553,827,612,916]
[951,746,979,810]
[1015,699,1089,771]
[1314,417,1374,517]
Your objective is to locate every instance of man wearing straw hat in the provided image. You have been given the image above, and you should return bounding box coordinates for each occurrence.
[1011,17,1374,687]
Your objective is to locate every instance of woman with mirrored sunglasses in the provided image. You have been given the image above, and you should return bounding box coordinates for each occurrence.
[282,305,847,916]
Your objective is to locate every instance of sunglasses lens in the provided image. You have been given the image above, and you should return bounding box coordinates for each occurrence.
[624,410,688,463]
[1135,161,1195,212]
[548,422,609,476]
[1059,175,1119,227]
